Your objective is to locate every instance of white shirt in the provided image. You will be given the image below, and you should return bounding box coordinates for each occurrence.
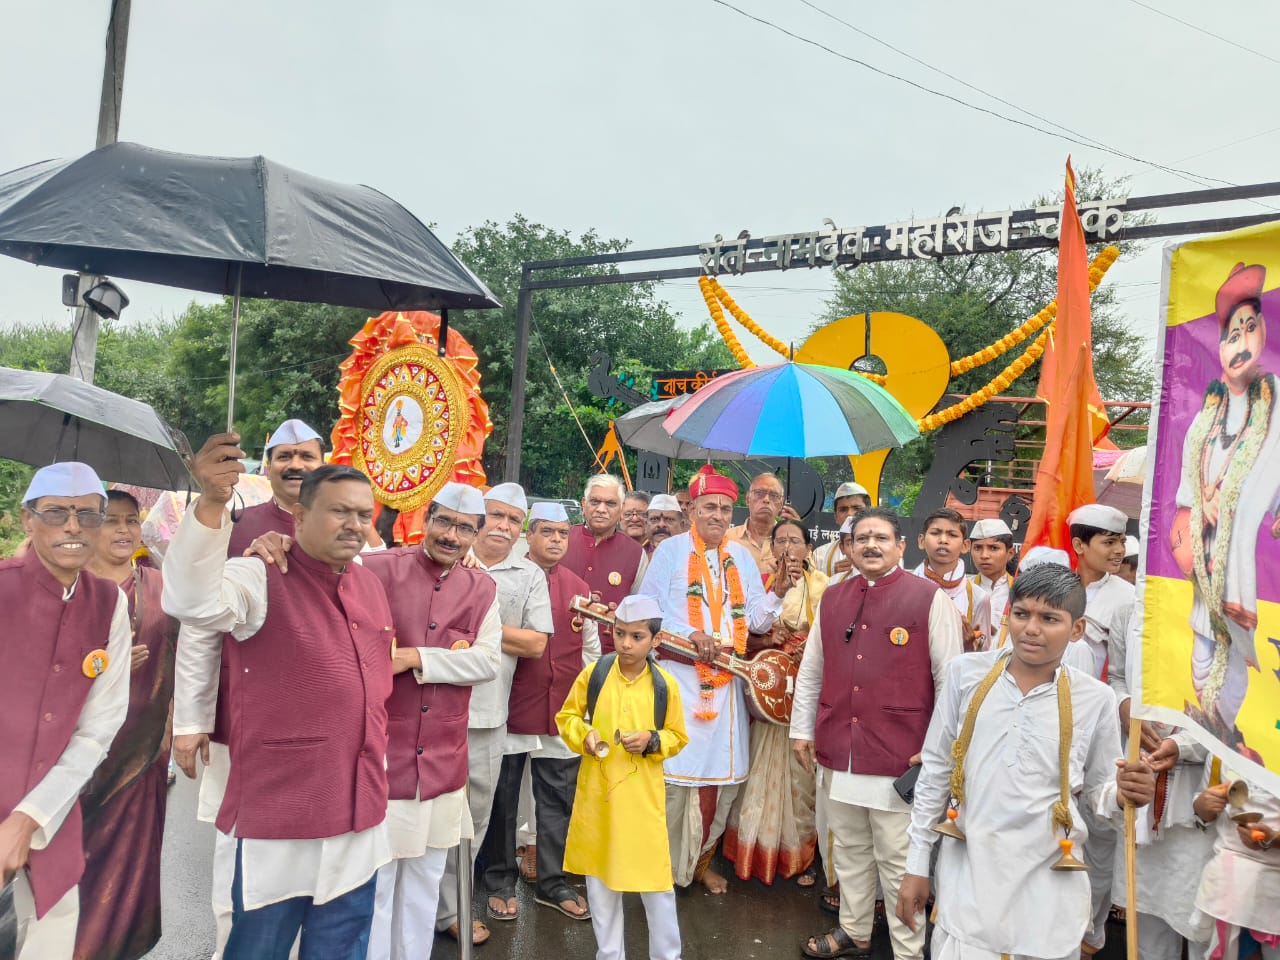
[790,584,962,811]
[1081,572,1134,679]
[14,575,131,850]
[639,531,782,785]
[467,549,553,730]
[907,649,1122,958]
[973,571,1011,645]
[161,507,390,909]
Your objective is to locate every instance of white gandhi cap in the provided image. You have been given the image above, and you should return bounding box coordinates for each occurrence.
[970,518,1013,540]
[23,462,106,504]
[834,481,869,501]
[1066,503,1127,534]
[1124,535,1140,559]
[266,418,323,451]
[528,501,569,524]
[484,482,528,513]
[613,595,664,622]
[1019,546,1072,571]
[648,494,681,513]
[432,482,485,516]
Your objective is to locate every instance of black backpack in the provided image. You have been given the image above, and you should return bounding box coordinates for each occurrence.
[584,653,668,730]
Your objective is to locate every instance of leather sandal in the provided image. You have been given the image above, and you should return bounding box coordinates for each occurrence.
[518,843,538,883]
[801,927,871,958]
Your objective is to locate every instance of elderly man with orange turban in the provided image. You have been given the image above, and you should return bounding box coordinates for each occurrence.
[638,465,800,894]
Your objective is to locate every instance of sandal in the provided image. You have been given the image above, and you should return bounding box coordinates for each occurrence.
[518,843,538,883]
[801,927,871,959]
[819,885,840,914]
[444,919,491,945]
[796,865,819,888]
[486,892,518,922]
[534,884,591,921]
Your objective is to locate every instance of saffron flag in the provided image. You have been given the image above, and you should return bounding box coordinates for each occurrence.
[1137,218,1280,793]
[1021,159,1109,557]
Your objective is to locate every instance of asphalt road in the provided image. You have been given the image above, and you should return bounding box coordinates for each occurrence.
[149,772,1128,959]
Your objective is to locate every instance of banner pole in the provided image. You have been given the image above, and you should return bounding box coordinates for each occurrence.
[1124,716,1142,960]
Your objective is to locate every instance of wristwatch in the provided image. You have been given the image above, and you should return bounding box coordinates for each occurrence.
[642,730,661,756]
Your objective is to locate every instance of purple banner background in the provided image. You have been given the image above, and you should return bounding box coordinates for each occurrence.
[1146,286,1280,601]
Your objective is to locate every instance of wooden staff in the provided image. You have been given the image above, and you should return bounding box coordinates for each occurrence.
[1124,716,1142,960]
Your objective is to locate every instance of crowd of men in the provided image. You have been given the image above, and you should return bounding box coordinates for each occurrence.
[2,420,1276,960]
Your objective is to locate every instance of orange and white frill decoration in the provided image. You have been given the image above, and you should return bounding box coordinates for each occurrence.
[331,311,492,545]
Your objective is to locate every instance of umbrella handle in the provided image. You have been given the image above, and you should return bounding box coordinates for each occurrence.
[226,265,243,433]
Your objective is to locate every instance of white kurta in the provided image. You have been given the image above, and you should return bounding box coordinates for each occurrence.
[911,561,991,645]
[972,572,1011,645]
[791,588,962,809]
[907,649,1122,959]
[1081,573,1134,680]
[161,508,391,909]
[638,532,781,785]
[14,578,131,850]
[504,612,601,761]
[810,538,846,579]
[1192,774,1280,938]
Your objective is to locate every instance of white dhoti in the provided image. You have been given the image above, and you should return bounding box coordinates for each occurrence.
[435,724,504,930]
[931,925,1076,960]
[200,742,234,959]
[664,781,741,887]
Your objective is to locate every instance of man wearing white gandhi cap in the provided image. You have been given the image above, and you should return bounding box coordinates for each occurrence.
[810,481,872,578]
[644,494,684,555]
[1,462,130,959]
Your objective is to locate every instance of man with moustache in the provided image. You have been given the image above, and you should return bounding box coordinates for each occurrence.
[170,418,325,958]
[640,465,795,894]
[644,494,684,555]
[564,475,644,654]
[436,483,551,933]
[727,471,796,577]
[162,447,396,958]
[621,491,651,547]
[483,502,601,922]
[810,482,872,579]
[791,508,962,960]
[1,463,131,959]
[1174,261,1280,752]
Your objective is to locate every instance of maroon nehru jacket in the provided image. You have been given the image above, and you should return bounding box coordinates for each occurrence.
[0,550,120,916]
[508,563,591,736]
[362,547,497,801]
[210,500,296,746]
[814,565,939,778]
[218,546,393,839]
[562,524,642,654]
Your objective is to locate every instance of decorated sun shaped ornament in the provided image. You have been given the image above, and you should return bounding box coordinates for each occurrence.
[796,312,952,502]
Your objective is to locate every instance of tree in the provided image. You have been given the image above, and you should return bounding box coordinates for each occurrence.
[815,168,1153,504]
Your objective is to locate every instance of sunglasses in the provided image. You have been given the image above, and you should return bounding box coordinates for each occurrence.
[29,506,107,529]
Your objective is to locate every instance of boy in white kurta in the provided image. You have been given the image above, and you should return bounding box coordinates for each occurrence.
[898,564,1154,960]
[558,596,689,960]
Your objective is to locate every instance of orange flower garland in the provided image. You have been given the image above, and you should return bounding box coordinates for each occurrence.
[917,326,1051,432]
[686,524,749,721]
[698,276,754,368]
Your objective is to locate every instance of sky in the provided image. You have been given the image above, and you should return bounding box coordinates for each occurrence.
[3,0,1278,390]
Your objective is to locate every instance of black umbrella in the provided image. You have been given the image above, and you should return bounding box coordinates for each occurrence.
[0,366,193,490]
[0,142,501,427]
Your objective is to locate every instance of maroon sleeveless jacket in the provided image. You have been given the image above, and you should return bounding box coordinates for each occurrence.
[0,551,120,917]
[362,547,497,801]
[815,566,939,777]
[562,525,642,654]
[209,500,296,744]
[218,547,393,839]
[507,563,589,736]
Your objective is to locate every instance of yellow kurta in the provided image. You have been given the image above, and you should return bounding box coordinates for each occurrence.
[557,658,688,892]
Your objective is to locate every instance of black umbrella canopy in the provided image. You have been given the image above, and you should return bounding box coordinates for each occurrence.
[0,366,193,491]
[0,142,500,311]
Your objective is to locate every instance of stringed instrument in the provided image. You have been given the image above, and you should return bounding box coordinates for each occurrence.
[570,595,796,725]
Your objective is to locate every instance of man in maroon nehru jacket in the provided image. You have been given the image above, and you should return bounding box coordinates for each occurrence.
[162,436,395,959]
[563,474,644,654]
[482,501,601,921]
[1,462,130,959]
[171,417,325,958]
[361,482,501,960]
[791,507,962,960]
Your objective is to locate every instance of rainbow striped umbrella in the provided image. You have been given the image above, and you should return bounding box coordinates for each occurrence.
[663,361,918,457]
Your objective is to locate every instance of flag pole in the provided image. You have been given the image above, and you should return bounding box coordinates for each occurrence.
[1124,716,1142,960]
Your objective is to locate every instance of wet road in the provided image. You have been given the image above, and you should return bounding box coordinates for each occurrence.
[150,772,1126,959]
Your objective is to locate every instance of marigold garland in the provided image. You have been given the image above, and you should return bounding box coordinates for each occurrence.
[918,325,1051,432]
[698,276,754,369]
[686,524,749,721]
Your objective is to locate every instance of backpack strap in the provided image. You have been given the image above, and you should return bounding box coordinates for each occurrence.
[650,659,667,731]
[585,653,667,731]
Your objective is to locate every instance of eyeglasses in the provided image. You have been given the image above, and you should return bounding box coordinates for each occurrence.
[28,506,106,529]
[428,514,480,538]
[622,510,648,521]
[749,490,783,503]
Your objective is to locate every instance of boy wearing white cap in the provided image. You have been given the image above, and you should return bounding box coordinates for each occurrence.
[2,463,131,959]
[361,482,503,959]
[969,518,1014,645]
[483,501,601,922]
[558,594,689,960]
[810,482,871,578]
[1117,536,1140,585]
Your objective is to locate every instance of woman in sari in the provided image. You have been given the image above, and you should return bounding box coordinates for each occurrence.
[723,519,828,885]
[74,490,177,960]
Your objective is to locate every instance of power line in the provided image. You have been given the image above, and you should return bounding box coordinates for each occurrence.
[1122,0,1280,67]
[708,0,1238,189]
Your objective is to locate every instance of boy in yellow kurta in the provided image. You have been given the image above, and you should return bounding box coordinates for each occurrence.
[557,595,689,960]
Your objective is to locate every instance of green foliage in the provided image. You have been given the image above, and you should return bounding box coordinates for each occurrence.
[816,167,1154,505]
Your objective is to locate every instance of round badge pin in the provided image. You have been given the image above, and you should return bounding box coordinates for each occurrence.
[608,571,622,587]
[450,638,471,651]
[82,649,110,678]
[890,627,909,646]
